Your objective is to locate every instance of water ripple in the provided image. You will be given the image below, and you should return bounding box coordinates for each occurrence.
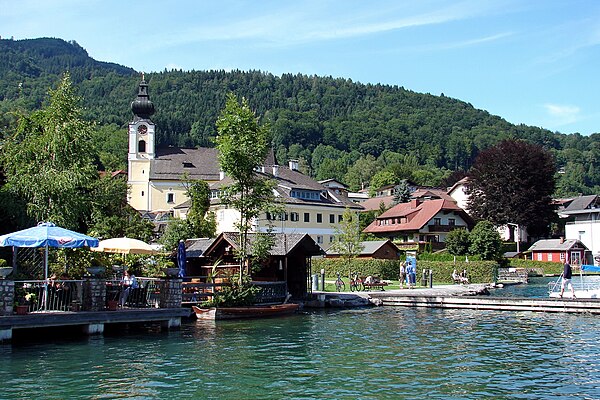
[1,307,600,398]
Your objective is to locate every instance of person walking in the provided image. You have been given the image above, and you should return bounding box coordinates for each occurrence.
[559,260,576,299]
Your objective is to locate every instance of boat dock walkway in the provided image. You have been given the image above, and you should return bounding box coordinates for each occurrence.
[311,285,600,314]
[0,308,191,341]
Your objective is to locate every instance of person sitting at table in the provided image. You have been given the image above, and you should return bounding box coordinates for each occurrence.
[119,270,139,307]
[56,272,76,309]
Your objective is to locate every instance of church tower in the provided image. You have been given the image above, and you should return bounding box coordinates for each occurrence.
[127,76,156,211]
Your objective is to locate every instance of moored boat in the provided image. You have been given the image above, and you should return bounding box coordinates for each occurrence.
[192,303,300,320]
[548,264,600,299]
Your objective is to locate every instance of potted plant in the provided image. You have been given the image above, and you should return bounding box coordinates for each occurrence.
[15,291,36,315]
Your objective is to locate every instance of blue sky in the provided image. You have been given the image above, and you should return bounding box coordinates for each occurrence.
[1,0,599,135]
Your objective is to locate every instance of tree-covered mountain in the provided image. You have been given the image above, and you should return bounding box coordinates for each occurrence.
[1,37,599,195]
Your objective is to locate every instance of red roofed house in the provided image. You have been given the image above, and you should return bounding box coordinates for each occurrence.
[363,198,474,249]
[527,238,588,265]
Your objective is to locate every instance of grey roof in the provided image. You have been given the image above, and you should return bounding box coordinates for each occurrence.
[562,195,600,214]
[326,240,398,256]
[219,232,324,256]
[210,165,362,210]
[528,239,587,251]
[185,238,217,258]
[151,147,220,180]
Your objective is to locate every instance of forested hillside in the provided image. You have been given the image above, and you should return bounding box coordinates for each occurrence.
[1,37,598,195]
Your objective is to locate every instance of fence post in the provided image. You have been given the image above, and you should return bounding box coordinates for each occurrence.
[0,280,14,315]
[82,277,106,311]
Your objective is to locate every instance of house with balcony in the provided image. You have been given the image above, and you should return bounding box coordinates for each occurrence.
[362,198,474,249]
[559,195,600,264]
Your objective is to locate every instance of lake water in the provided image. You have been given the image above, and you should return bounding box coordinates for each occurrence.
[2,284,600,399]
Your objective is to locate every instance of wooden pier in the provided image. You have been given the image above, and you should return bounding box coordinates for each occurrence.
[370,292,600,314]
[0,308,191,342]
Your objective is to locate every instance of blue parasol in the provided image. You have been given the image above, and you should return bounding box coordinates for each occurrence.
[177,240,186,278]
[0,222,99,309]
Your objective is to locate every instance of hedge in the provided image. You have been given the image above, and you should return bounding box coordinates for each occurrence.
[312,258,498,284]
[509,259,563,276]
[418,260,498,284]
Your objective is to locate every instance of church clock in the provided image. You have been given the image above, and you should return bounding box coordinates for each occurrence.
[137,124,148,135]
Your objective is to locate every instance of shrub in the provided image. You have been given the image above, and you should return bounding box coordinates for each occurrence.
[419,260,498,284]
[509,259,563,276]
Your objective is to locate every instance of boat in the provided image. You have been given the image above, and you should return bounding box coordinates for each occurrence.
[192,303,300,320]
[548,264,600,299]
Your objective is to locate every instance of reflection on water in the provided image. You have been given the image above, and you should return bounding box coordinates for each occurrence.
[1,306,600,399]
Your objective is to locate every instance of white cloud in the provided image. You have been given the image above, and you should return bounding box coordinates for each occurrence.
[543,103,581,126]
[143,0,509,51]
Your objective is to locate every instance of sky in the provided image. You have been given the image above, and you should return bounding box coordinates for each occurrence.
[1,0,599,135]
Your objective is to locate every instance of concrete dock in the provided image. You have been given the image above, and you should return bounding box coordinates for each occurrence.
[310,284,600,314]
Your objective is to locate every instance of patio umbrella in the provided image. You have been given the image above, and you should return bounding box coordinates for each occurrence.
[0,221,99,310]
[91,237,157,255]
[177,240,186,278]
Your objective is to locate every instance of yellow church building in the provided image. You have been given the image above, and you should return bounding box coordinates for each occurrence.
[126,78,362,245]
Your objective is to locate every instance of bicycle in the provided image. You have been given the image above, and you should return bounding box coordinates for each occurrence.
[334,272,345,292]
[349,272,363,292]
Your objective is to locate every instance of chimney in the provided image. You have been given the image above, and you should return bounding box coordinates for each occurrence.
[411,199,421,207]
[219,170,225,180]
[560,237,565,244]
[289,159,299,171]
[272,165,279,177]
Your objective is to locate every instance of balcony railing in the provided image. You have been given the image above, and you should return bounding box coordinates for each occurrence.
[427,224,466,232]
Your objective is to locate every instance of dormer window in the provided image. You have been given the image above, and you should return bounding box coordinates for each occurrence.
[183,162,194,168]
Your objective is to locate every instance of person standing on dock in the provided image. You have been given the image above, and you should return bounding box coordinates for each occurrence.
[560,260,575,299]
[120,270,139,307]
[399,262,407,289]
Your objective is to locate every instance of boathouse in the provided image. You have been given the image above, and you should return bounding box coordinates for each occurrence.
[527,238,588,265]
[187,232,323,300]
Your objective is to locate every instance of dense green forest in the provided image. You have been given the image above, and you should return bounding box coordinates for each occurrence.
[1,37,599,196]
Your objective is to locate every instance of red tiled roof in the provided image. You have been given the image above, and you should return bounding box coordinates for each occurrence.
[363,199,463,234]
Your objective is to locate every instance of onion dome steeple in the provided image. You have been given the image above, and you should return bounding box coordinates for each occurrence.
[131,73,155,120]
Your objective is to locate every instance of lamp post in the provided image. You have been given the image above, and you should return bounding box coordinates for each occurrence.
[507,223,520,254]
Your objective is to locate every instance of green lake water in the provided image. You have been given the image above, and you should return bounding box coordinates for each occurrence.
[1,300,599,399]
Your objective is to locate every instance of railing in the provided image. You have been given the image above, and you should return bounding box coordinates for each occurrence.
[106,278,161,308]
[15,280,84,312]
[427,224,466,232]
[180,280,288,305]
[253,281,288,304]
[14,277,162,312]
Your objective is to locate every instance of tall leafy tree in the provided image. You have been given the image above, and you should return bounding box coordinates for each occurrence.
[1,73,98,230]
[215,93,276,282]
[159,179,216,252]
[184,179,216,239]
[469,220,503,260]
[87,174,154,242]
[466,139,556,237]
[445,228,471,256]
[330,207,364,272]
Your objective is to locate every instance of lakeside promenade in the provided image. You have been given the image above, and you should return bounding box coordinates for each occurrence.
[310,284,600,314]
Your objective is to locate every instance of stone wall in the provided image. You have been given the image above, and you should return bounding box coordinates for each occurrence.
[82,278,106,311]
[0,280,14,316]
[159,278,182,308]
